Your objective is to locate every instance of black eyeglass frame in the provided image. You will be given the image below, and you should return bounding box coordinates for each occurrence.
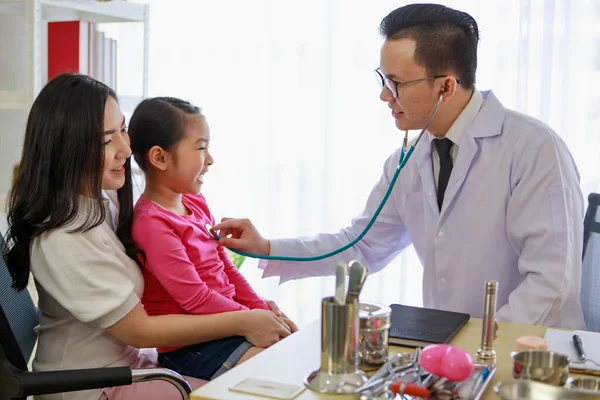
[374,68,462,98]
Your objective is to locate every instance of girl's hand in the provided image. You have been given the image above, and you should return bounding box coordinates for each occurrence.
[240,309,291,348]
[266,300,299,333]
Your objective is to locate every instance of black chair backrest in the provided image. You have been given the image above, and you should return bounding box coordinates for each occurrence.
[0,232,39,371]
[583,193,600,259]
[581,193,600,332]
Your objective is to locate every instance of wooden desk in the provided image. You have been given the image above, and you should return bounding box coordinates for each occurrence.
[191,318,546,400]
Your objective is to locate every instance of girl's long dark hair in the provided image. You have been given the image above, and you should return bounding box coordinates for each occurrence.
[3,73,140,290]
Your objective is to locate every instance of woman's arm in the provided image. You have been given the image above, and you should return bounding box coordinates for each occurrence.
[106,302,291,349]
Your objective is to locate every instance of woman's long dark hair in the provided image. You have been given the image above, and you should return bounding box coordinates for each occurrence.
[3,73,140,290]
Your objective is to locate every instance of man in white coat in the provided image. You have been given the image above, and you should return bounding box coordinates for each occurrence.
[214,3,586,329]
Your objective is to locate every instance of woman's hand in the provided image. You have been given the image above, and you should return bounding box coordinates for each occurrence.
[212,218,271,255]
[240,309,291,348]
[266,300,299,333]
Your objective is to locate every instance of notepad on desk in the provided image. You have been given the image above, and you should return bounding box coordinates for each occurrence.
[229,378,305,399]
[545,328,600,374]
[388,304,470,347]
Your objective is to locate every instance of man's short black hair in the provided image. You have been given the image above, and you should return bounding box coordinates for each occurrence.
[379,3,479,89]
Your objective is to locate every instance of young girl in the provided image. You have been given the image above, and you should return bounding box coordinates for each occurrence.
[128,97,295,381]
[3,74,292,400]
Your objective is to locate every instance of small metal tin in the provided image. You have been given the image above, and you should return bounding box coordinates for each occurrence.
[511,350,570,386]
[359,302,392,369]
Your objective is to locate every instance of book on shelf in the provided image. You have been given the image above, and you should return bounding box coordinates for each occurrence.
[48,20,90,79]
[48,21,117,89]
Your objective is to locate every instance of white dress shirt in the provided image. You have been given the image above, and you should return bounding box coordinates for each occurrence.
[430,89,483,187]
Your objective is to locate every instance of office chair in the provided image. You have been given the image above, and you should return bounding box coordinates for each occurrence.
[581,193,600,332]
[0,232,192,400]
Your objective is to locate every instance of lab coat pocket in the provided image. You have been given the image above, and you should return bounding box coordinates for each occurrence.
[549,186,572,249]
[397,192,425,221]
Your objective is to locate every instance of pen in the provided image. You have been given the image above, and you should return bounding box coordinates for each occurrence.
[573,334,586,362]
[475,367,489,388]
[471,367,489,399]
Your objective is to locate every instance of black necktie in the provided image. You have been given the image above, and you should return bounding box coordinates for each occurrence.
[434,138,453,211]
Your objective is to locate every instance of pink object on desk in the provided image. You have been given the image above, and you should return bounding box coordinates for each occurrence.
[515,336,549,350]
[420,344,475,382]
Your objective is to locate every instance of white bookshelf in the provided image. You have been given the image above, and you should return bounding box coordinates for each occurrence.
[41,0,145,23]
[0,0,148,110]
[0,0,146,23]
[0,0,149,195]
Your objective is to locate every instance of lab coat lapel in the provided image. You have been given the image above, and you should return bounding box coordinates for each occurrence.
[414,139,439,215]
[439,90,505,218]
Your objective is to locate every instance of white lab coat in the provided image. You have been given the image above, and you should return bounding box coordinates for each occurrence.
[261,90,586,329]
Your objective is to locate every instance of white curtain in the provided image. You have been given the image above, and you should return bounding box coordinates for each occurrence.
[116,0,599,327]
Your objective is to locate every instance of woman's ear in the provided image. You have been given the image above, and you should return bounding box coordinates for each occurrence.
[147,145,169,171]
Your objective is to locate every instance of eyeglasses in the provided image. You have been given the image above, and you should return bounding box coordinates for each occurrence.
[374,68,461,98]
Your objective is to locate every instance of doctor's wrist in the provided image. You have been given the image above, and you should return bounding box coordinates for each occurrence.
[261,239,271,256]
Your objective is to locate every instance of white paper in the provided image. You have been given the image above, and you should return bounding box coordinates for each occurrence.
[229,378,305,399]
[544,328,600,372]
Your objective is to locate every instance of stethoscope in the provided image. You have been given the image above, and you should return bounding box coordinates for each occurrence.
[209,92,444,261]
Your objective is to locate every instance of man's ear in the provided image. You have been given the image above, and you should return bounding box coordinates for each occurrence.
[439,76,459,102]
[147,145,170,171]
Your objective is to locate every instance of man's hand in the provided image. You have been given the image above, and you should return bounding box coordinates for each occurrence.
[212,218,271,255]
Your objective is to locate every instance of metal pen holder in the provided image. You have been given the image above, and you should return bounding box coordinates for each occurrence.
[304,296,369,394]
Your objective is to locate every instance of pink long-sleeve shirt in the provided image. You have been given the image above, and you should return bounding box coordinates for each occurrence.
[132,194,269,352]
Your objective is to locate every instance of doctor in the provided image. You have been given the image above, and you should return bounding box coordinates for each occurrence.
[214,3,586,329]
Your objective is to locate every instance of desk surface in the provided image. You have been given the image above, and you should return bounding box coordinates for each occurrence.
[191,317,546,400]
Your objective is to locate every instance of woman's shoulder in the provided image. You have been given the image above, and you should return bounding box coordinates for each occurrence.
[36,219,112,253]
[31,220,119,279]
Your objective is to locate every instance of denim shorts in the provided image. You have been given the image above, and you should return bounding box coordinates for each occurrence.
[158,336,253,380]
